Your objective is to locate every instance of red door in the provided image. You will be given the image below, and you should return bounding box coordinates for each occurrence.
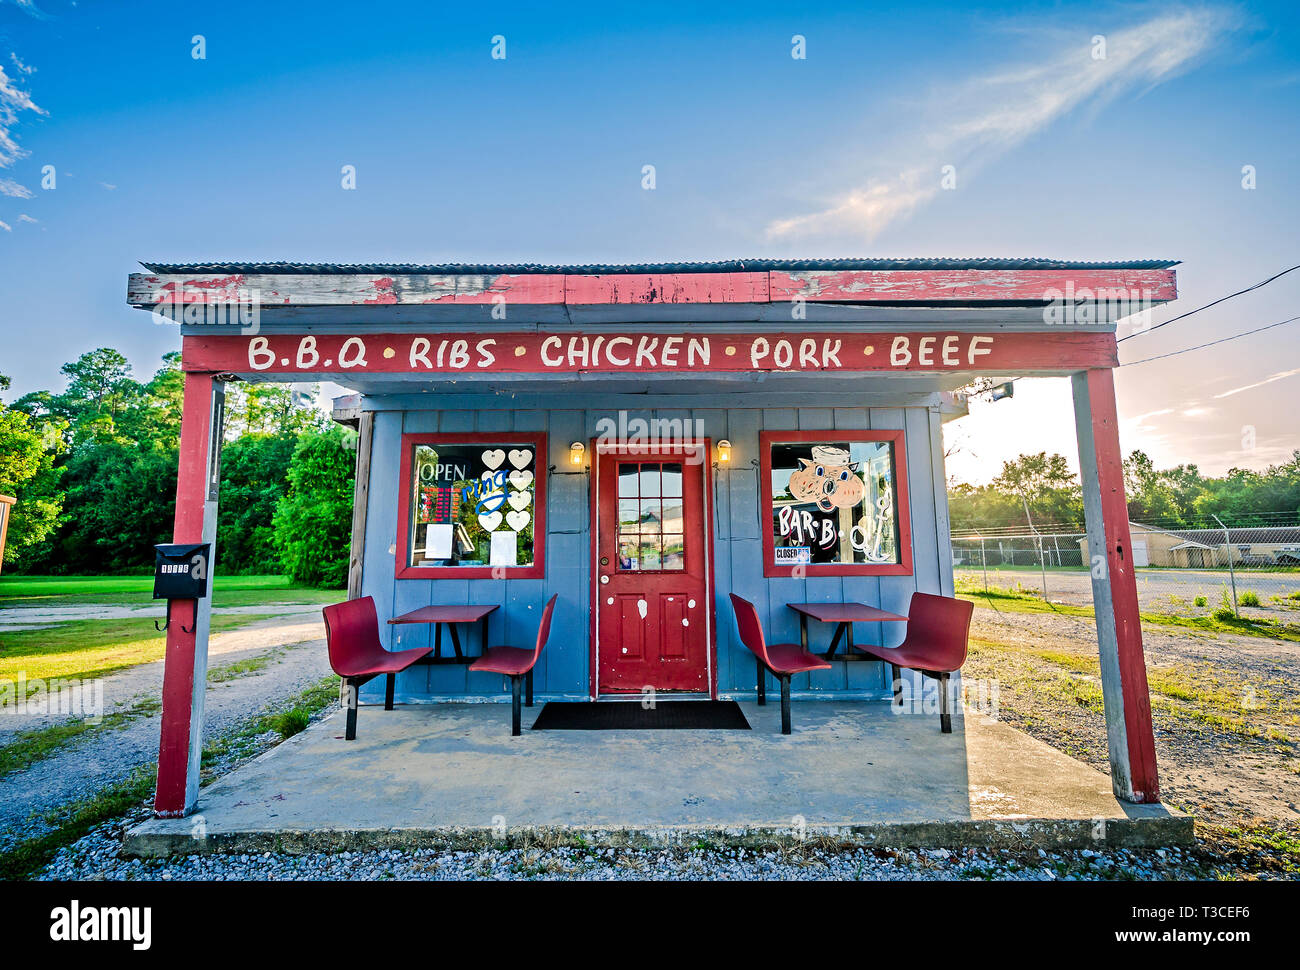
[595,448,711,694]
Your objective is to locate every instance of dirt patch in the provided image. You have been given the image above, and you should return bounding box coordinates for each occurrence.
[965,605,1300,826]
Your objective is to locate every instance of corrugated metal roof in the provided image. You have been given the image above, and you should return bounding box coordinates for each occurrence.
[140,257,1180,275]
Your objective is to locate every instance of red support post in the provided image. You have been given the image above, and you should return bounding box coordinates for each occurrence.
[155,371,220,816]
[1072,368,1160,803]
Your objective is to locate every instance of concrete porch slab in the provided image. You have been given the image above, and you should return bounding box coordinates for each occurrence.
[123,701,1191,857]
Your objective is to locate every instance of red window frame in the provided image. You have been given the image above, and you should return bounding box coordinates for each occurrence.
[395,431,547,580]
[759,429,913,578]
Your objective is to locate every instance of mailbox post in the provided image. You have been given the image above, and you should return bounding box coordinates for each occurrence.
[152,542,212,630]
[154,373,224,817]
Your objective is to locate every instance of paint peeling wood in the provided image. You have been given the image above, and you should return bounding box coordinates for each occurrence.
[768,268,1177,303]
[181,330,1118,376]
[128,273,566,307]
[128,268,1176,308]
[565,273,769,305]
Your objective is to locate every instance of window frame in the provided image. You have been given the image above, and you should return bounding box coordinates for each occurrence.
[395,431,547,580]
[758,429,913,578]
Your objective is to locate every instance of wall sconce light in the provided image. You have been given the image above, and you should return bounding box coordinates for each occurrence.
[569,441,586,466]
[717,439,732,463]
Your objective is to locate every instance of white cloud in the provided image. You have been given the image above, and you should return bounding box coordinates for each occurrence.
[18,212,36,222]
[767,7,1233,240]
[1,61,46,169]
[99,181,117,191]
[1212,368,1300,399]
[9,53,34,75]
[0,220,10,231]
[0,176,32,197]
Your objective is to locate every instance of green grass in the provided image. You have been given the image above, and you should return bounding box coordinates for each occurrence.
[957,580,1300,642]
[969,635,1299,743]
[0,697,161,782]
[0,613,268,688]
[0,574,341,609]
[0,765,157,881]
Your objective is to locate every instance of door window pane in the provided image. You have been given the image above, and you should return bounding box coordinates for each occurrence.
[661,463,683,497]
[662,534,685,570]
[618,464,640,498]
[618,537,640,571]
[639,536,662,570]
[660,499,684,534]
[613,460,687,572]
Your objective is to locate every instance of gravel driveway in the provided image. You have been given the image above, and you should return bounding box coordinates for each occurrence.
[0,609,332,852]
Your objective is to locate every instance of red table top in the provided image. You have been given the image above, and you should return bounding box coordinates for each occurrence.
[388,604,499,624]
[787,602,907,623]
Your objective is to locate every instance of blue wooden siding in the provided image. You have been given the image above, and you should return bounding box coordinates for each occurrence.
[358,400,955,703]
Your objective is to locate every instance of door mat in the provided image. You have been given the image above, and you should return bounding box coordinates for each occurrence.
[530,700,751,730]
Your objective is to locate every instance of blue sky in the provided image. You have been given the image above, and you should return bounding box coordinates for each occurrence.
[1,0,1297,482]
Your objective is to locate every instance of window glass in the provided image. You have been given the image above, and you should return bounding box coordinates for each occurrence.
[408,443,536,569]
[614,460,685,572]
[767,439,900,567]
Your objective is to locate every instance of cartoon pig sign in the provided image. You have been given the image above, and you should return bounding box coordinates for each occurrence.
[786,445,865,512]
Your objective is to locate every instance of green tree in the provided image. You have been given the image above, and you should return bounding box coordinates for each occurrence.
[218,432,300,573]
[271,426,355,587]
[990,452,1082,529]
[0,382,66,567]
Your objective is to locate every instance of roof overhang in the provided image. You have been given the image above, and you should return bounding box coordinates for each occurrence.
[127,261,1177,392]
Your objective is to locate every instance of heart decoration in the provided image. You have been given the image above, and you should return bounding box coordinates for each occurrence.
[481,449,506,470]
[478,511,503,531]
[508,470,533,491]
[505,509,531,531]
[507,449,533,470]
[507,490,532,511]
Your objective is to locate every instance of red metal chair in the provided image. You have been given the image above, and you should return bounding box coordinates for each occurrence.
[729,594,832,734]
[322,596,433,740]
[855,592,973,733]
[469,594,558,736]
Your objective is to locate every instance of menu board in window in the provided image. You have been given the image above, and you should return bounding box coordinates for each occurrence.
[405,442,538,571]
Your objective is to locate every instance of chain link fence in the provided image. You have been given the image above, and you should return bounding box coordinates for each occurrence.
[952,522,1300,618]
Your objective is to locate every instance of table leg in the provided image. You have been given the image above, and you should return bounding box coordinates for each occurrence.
[826,623,846,659]
[846,621,855,655]
[799,614,808,652]
[448,624,463,660]
[434,623,443,660]
[480,615,489,656]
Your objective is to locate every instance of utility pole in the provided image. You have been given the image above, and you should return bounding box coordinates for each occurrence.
[1213,513,1238,615]
[976,530,989,592]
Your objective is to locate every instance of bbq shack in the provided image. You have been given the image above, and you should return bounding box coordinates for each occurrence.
[128,257,1176,820]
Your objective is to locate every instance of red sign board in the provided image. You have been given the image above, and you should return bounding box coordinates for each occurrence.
[182,330,1116,375]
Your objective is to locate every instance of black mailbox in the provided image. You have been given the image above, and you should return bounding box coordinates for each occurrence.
[153,543,212,600]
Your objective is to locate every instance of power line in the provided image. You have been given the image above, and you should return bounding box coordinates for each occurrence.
[1117,262,1300,343]
[1121,314,1300,366]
